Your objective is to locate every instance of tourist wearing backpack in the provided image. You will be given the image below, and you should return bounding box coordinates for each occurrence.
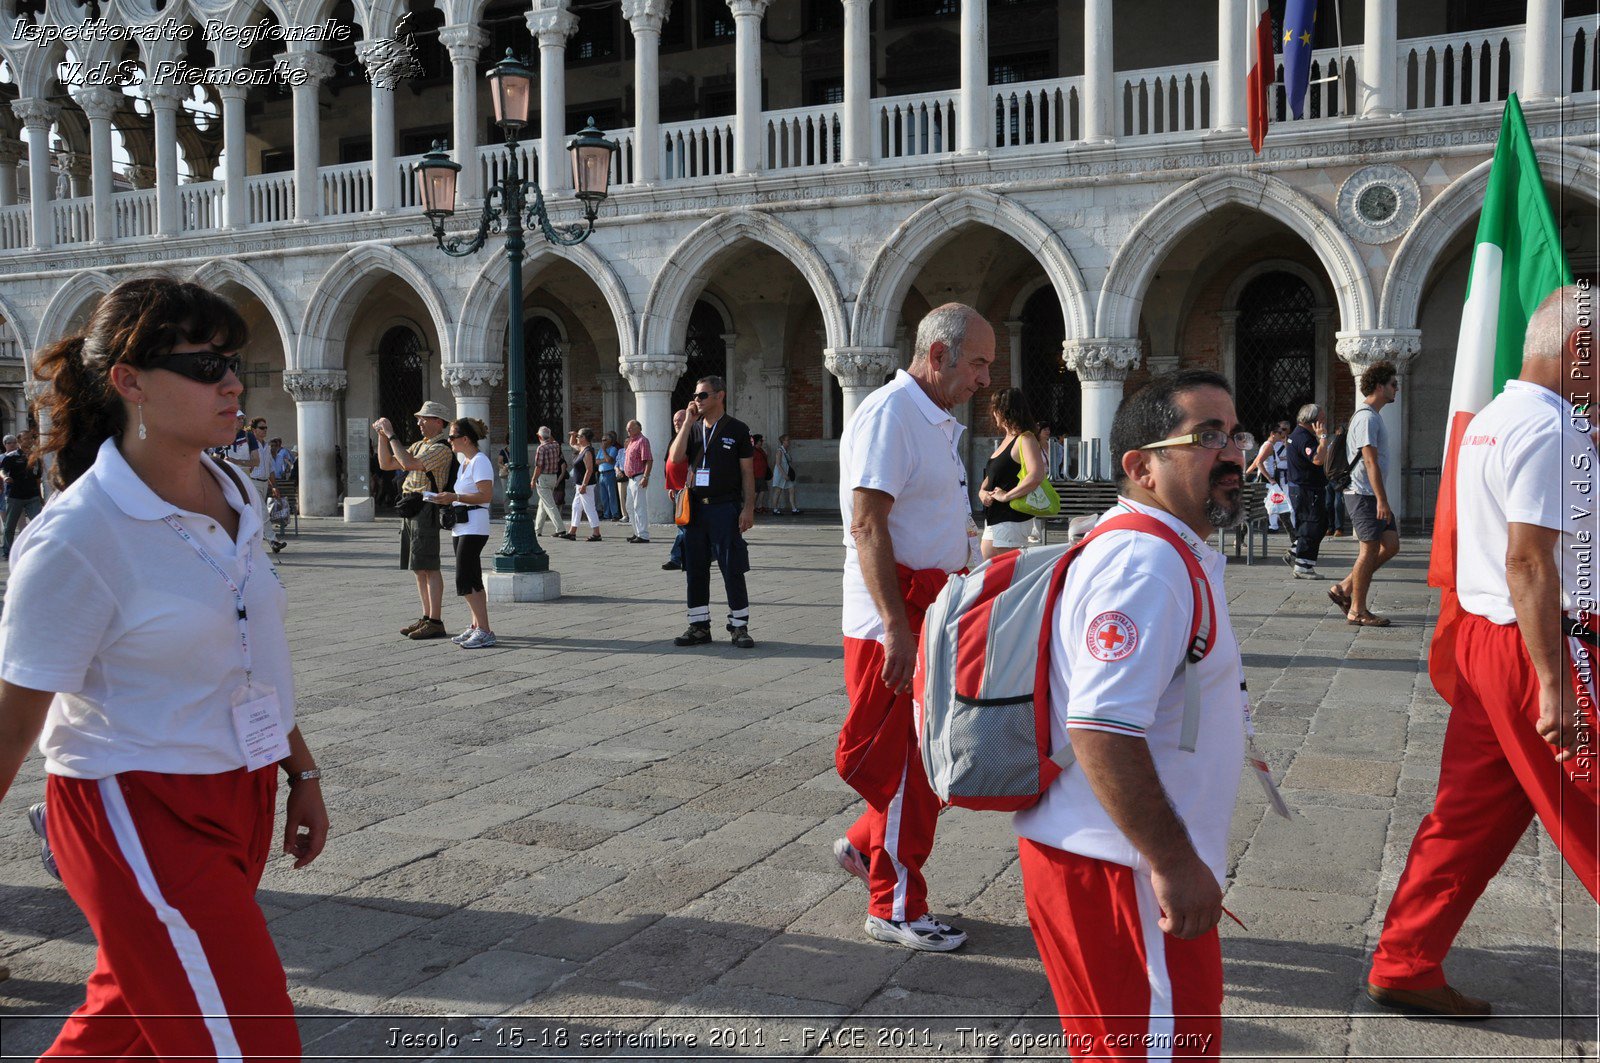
[1328,362,1401,625]
[1013,370,1252,1058]
[1283,404,1334,579]
[833,303,994,953]
[1323,420,1351,536]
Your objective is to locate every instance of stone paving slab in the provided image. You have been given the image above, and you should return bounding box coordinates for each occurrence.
[2,517,1596,1061]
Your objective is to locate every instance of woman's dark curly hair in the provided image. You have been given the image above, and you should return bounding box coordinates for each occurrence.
[988,386,1036,436]
[33,277,247,487]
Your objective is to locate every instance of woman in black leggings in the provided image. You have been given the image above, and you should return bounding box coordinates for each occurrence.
[433,418,497,648]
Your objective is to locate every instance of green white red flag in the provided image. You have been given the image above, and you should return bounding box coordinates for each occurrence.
[1428,93,1572,703]
[1245,0,1273,153]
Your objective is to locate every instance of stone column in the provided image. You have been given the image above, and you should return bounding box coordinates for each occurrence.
[282,50,336,222]
[825,347,897,427]
[76,88,120,243]
[1360,0,1399,117]
[1218,309,1241,393]
[842,0,872,164]
[63,153,90,198]
[1214,0,1243,130]
[761,366,788,440]
[1003,318,1024,387]
[1083,0,1114,143]
[529,1,579,191]
[957,0,989,152]
[283,369,348,517]
[11,98,58,250]
[1063,338,1141,480]
[150,83,185,236]
[0,141,20,206]
[218,83,250,228]
[622,0,667,183]
[439,25,488,201]
[622,355,687,523]
[1523,0,1564,101]
[1335,329,1421,518]
[1311,307,1333,408]
[599,374,624,435]
[445,362,504,442]
[729,0,773,173]
[357,41,398,214]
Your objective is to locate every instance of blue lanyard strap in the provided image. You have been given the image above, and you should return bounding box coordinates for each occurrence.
[699,418,720,470]
[160,514,253,682]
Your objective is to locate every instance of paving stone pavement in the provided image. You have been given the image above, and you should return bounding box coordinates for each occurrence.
[1,516,1595,1061]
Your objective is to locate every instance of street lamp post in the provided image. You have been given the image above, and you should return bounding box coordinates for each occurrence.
[414,51,617,574]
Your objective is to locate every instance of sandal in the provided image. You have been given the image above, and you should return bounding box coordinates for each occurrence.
[587,533,603,542]
[1328,586,1351,610]
[1347,613,1391,627]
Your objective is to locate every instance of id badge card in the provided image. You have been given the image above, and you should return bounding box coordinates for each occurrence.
[694,468,711,487]
[231,684,290,771]
[1247,736,1293,820]
[965,514,984,570]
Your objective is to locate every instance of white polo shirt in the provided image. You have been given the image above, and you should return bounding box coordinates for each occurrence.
[0,438,295,779]
[1013,499,1246,884]
[839,370,971,641]
[1456,380,1599,625]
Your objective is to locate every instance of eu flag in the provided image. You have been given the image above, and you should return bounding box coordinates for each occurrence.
[1282,0,1318,118]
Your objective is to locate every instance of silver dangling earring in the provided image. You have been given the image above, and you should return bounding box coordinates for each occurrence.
[137,403,147,441]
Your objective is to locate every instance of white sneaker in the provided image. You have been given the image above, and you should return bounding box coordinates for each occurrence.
[865,914,968,952]
[451,626,477,644]
[833,837,870,885]
[461,629,498,649]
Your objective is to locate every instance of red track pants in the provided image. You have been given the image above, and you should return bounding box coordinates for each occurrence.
[1370,612,1600,990]
[1019,840,1222,1060]
[839,636,941,922]
[41,767,301,1062]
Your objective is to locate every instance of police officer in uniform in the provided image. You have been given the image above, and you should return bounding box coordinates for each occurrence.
[667,375,757,648]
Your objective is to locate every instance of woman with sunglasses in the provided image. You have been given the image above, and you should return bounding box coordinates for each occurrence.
[0,277,325,1060]
[432,418,497,648]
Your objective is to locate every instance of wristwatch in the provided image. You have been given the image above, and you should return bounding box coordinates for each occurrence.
[286,768,322,785]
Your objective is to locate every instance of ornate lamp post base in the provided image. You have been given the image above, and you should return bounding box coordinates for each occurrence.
[486,570,562,603]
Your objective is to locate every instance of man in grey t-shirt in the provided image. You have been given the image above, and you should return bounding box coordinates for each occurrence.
[1330,362,1400,626]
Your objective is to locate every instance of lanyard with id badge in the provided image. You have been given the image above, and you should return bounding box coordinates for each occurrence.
[695,418,719,489]
[161,514,290,771]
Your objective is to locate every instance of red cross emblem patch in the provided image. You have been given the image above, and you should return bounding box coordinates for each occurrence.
[1086,611,1138,662]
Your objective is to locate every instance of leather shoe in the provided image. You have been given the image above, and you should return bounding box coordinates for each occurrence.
[1365,981,1490,1019]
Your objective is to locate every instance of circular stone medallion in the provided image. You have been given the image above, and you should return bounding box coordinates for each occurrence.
[1338,164,1421,244]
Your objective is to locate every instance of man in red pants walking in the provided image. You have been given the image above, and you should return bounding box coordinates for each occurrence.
[833,303,993,951]
[1367,285,1599,1017]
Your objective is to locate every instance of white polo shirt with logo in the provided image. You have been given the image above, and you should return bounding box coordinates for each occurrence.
[1456,380,1599,626]
[839,369,971,641]
[1013,499,1246,884]
[0,438,295,779]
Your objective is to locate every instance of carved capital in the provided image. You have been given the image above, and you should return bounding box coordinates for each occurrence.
[622,0,671,31]
[23,380,49,405]
[147,82,189,108]
[1063,338,1142,382]
[276,50,337,84]
[726,0,774,18]
[760,367,787,388]
[443,362,505,398]
[125,164,155,189]
[1334,330,1422,373]
[621,355,687,393]
[527,1,580,45]
[283,369,348,402]
[73,87,124,122]
[438,23,490,58]
[214,78,252,104]
[10,98,60,129]
[824,347,897,390]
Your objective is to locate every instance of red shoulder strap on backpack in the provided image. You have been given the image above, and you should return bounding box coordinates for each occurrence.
[1075,512,1215,664]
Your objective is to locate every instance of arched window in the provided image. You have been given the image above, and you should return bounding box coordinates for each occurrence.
[377,326,427,443]
[524,315,565,439]
[1019,287,1079,436]
[674,300,728,410]
[1234,272,1316,437]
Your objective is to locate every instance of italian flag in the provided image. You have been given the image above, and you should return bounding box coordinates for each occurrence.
[1246,0,1273,153]
[1429,93,1572,705]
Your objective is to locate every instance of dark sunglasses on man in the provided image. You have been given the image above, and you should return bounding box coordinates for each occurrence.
[145,349,243,385]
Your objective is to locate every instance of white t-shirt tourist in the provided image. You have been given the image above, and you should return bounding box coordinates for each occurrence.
[452,451,495,538]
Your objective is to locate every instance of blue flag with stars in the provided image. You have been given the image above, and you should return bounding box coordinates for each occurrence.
[1282,0,1318,118]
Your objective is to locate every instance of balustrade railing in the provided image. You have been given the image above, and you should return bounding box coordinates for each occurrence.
[993,76,1083,148]
[180,180,226,232]
[114,188,157,240]
[876,90,957,161]
[1400,25,1523,110]
[320,161,372,218]
[661,117,735,180]
[0,338,19,361]
[1119,62,1216,137]
[246,172,295,226]
[0,205,27,251]
[765,104,843,170]
[479,142,538,192]
[610,129,636,186]
[1567,16,1600,94]
[396,152,425,211]
[1262,46,1364,122]
[52,196,94,245]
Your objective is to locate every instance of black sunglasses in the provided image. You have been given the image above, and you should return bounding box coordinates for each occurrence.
[146,350,242,385]
[693,391,712,400]
[448,433,465,439]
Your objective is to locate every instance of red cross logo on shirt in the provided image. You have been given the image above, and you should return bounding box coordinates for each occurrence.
[1087,611,1138,662]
